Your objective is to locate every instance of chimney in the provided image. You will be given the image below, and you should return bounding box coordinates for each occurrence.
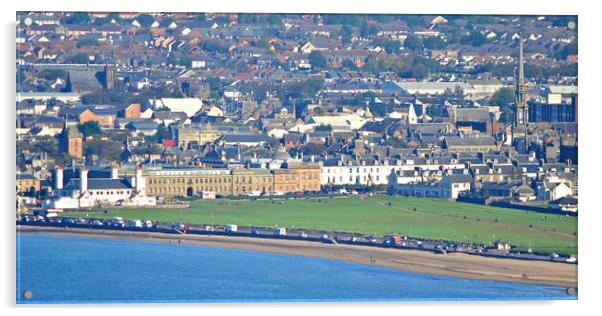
[55,165,63,190]
[135,165,145,193]
[111,163,119,179]
[80,167,88,193]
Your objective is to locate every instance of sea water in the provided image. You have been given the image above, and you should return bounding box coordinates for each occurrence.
[16,233,574,303]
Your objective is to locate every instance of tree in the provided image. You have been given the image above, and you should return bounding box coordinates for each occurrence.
[368,102,390,117]
[525,64,546,81]
[341,25,353,45]
[64,12,90,25]
[554,42,578,61]
[359,21,378,38]
[84,138,123,162]
[341,59,358,70]
[77,121,102,137]
[135,14,155,27]
[294,100,310,118]
[266,14,283,26]
[410,64,428,80]
[37,69,68,81]
[65,53,91,64]
[155,124,171,143]
[490,87,516,107]
[402,15,424,27]
[250,83,268,104]
[404,35,424,51]
[308,51,327,70]
[453,85,465,102]
[423,37,446,50]
[212,15,231,26]
[383,40,401,54]
[26,186,38,198]
[206,77,223,99]
[178,54,193,68]
[461,32,488,47]
[305,77,325,98]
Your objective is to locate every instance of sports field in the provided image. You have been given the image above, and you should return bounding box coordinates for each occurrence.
[63,195,577,255]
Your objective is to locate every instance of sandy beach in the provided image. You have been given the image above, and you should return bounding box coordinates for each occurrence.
[17,225,578,289]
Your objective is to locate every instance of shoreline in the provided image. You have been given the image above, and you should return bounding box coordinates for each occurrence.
[17,225,578,289]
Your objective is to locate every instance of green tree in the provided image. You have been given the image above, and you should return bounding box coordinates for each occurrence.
[368,102,390,117]
[453,85,465,102]
[383,40,401,54]
[64,12,90,25]
[155,124,172,143]
[266,14,283,26]
[77,121,102,137]
[84,138,123,162]
[359,21,378,38]
[525,64,546,81]
[402,15,424,27]
[37,69,68,81]
[213,15,231,26]
[404,35,424,51]
[305,77,325,97]
[461,32,488,47]
[411,64,428,80]
[308,51,327,70]
[423,37,446,50]
[490,87,516,107]
[65,53,91,64]
[554,42,578,60]
[135,14,154,27]
[206,77,223,99]
[341,59,358,70]
[341,25,353,45]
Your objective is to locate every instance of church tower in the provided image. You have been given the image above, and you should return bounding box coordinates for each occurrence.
[513,35,529,152]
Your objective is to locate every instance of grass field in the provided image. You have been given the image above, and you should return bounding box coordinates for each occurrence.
[63,195,578,255]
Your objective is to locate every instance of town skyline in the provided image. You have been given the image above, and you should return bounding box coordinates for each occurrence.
[15,12,579,303]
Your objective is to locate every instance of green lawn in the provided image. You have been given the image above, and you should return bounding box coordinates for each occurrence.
[63,195,578,255]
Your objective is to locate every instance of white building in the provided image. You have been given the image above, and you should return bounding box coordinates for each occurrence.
[320,159,466,186]
[149,98,204,117]
[43,165,156,209]
[388,173,472,199]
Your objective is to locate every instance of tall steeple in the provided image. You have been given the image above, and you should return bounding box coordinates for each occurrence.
[513,34,529,152]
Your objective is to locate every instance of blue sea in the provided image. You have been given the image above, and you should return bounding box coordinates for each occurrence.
[16,233,575,303]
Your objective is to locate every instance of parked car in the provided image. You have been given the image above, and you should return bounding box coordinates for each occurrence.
[225,224,238,232]
[90,219,104,226]
[273,228,286,236]
[128,220,143,228]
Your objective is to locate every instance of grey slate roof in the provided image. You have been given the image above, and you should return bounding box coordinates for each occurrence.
[65,178,132,190]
